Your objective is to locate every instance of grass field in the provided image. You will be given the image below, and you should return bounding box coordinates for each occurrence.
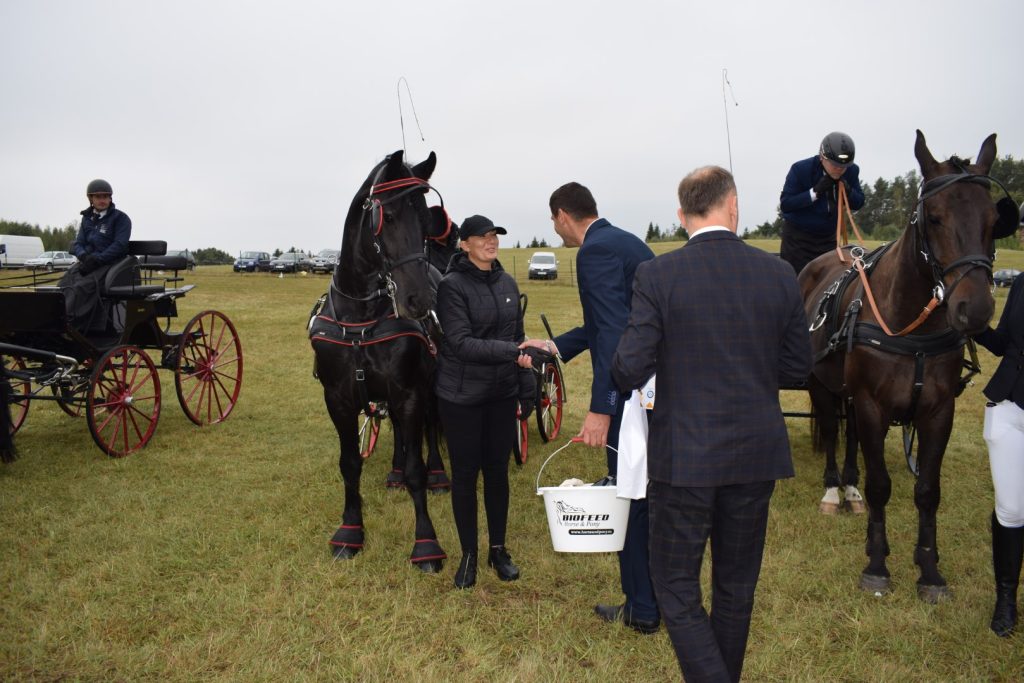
[2,242,1023,681]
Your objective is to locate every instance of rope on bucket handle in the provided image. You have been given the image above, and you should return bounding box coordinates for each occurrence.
[535,437,618,495]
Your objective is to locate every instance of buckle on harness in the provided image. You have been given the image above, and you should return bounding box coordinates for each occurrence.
[355,369,365,381]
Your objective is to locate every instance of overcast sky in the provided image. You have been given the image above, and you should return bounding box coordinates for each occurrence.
[2,1,1022,255]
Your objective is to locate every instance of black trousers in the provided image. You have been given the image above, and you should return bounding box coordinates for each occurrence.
[779,220,835,275]
[648,479,776,683]
[437,396,516,553]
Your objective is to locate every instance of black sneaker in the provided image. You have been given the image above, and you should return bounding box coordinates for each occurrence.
[454,552,477,589]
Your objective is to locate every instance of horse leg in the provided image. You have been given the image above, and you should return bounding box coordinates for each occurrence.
[842,400,865,514]
[385,425,407,490]
[912,410,954,603]
[424,399,450,493]
[327,408,366,560]
[397,406,446,573]
[857,402,893,592]
[809,380,843,514]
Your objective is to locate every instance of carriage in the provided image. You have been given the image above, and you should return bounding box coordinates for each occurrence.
[1,240,243,458]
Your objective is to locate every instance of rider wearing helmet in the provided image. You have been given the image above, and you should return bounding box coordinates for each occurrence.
[60,179,133,330]
[779,132,865,275]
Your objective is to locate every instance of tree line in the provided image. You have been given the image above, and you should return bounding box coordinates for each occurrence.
[744,154,1024,247]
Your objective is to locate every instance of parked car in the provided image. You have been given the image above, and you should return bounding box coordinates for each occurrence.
[528,251,559,280]
[310,249,340,274]
[994,268,1021,288]
[25,251,77,272]
[234,251,271,272]
[166,249,196,271]
[269,252,310,273]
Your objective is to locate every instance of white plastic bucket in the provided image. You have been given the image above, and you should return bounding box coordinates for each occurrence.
[535,438,630,553]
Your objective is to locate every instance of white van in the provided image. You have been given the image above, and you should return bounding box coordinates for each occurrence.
[0,235,45,269]
[528,251,559,280]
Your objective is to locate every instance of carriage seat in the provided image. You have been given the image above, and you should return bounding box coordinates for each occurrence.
[103,241,168,300]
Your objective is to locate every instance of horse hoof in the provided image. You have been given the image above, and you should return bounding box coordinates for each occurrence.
[859,573,891,593]
[410,538,446,570]
[917,583,951,604]
[427,470,451,494]
[818,501,840,515]
[385,469,406,490]
[331,545,360,560]
[845,499,866,514]
[414,558,444,574]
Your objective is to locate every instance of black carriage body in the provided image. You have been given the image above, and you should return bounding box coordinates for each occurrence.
[1,240,243,457]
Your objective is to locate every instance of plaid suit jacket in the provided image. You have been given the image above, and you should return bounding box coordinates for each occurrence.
[611,229,812,486]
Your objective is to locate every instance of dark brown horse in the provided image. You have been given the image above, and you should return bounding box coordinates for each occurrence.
[310,150,447,571]
[802,130,1020,601]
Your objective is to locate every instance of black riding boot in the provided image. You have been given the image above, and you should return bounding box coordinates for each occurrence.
[991,512,1024,637]
[454,552,477,590]
[487,545,520,581]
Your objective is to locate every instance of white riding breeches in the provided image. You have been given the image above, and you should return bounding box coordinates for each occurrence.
[984,400,1024,528]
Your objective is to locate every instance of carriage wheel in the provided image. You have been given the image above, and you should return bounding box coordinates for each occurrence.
[536,362,564,443]
[360,409,382,459]
[86,346,161,458]
[3,356,30,435]
[175,310,243,425]
[512,406,529,466]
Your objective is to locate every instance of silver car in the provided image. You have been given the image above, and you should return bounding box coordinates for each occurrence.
[25,251,77,272]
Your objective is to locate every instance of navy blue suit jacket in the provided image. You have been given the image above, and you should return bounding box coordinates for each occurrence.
[611,229,812,486]
[555,219,655,415]
[780,156,864,235]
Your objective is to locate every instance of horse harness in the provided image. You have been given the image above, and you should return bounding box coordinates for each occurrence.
[309,161,446,415]
[807,164,1016,424]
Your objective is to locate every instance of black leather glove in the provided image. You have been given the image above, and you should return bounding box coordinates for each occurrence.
[77,255,99,275]
[813,175,836,198]
[521,346,554,369]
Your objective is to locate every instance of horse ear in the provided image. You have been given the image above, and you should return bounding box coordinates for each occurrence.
[412,152,437,181]
[385,150,406,178]
[975,133,998,174]
[914,130,939,177]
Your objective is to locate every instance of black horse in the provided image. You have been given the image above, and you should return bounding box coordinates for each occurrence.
[310,150,449,571]
[801,131,1020,601]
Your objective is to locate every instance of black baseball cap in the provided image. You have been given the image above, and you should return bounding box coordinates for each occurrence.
[459,215,507,240]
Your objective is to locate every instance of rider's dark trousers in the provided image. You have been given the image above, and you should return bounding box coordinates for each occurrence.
[437,396,516,553]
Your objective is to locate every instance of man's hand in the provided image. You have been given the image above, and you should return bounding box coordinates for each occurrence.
[78,255,99,275]
[812,175,836,198]
[577,411,611,448]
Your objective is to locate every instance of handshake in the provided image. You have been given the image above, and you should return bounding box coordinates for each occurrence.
[518,339,557,368]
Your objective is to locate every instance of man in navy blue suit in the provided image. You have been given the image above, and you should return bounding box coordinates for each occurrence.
[612,167,811,681]
[520,181,659,633]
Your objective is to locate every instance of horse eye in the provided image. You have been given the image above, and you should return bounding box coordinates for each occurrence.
[928,215,942,227]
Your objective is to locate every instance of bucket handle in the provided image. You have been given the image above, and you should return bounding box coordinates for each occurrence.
[535,437,618,495]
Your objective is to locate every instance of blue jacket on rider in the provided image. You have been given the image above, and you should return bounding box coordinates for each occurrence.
[780,156,865,235]
[72,203,132,265]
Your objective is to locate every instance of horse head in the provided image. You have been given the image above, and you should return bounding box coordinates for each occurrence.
[912,130,1009,335]
[340,150,439,319]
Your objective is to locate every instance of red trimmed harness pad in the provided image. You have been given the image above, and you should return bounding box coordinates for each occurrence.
[309,312,436,355]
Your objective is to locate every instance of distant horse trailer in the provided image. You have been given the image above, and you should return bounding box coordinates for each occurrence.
[0,235,45,268]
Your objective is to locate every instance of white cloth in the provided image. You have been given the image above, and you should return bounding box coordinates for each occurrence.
[617,376,655,500]
[984,400,1024,527]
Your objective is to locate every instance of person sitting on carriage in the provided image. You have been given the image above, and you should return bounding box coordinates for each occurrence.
[59,179,132,331]
[779,131,865,275]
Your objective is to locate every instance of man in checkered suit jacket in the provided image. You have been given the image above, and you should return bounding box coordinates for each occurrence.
[612,166,812,682]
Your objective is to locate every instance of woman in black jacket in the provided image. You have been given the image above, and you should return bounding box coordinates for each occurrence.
[976,248,1024,637]
[435,215,534,589]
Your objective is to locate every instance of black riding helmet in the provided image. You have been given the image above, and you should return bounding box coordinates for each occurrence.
[820,132,855,166]
[86,178,113,195]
